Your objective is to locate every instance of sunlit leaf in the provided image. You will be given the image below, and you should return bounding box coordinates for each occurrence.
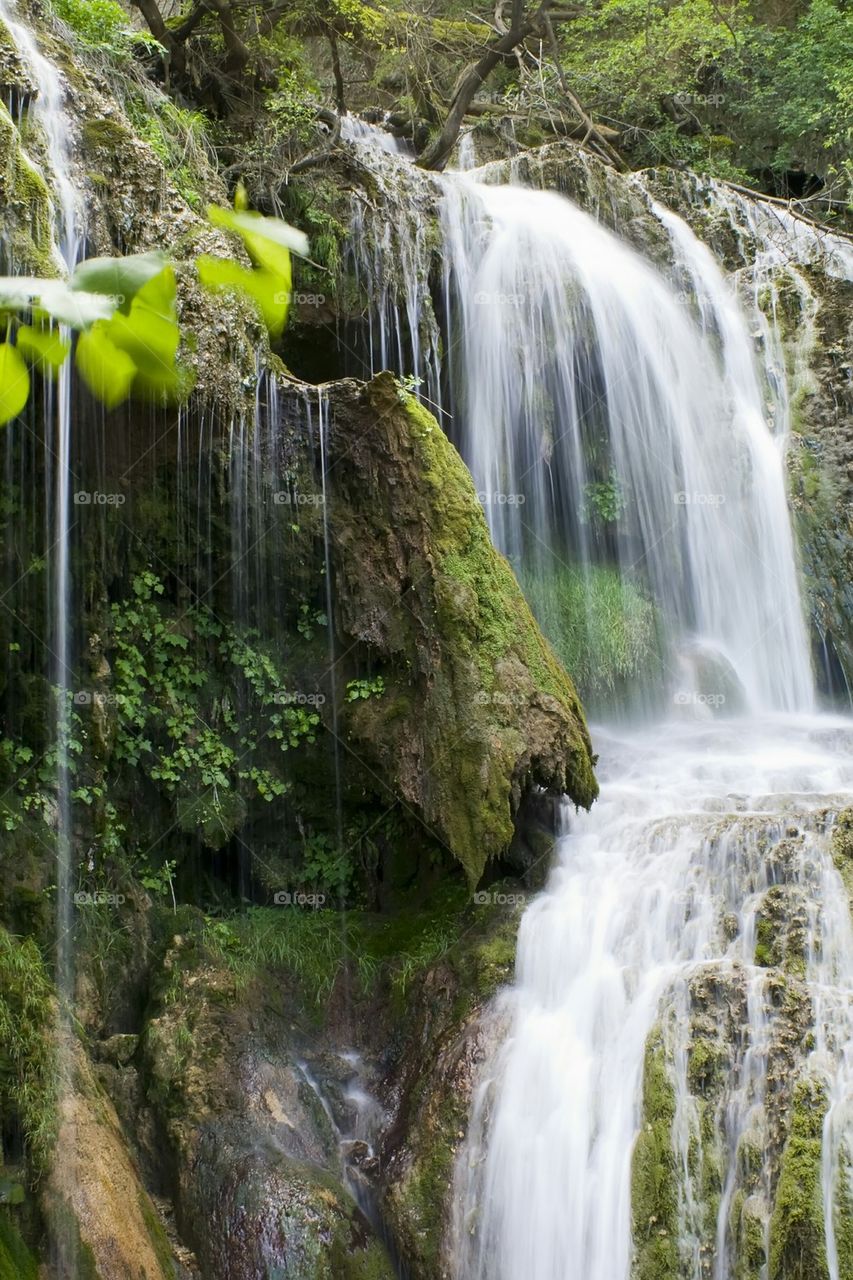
[196,255,289,337]
[70,251,168,311]
[207,205,308,278]
[0,278,48,310]
[105,267,186,399]
[16,324,71,374]
[75,324,137,408]
[0,344,31,425]
[0,278,119,328]
[37,281,118,328]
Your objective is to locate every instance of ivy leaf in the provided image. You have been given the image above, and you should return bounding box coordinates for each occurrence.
[207,205,308,276]
[196,255,289,337]
[16,324,71,375]
[107,267,183,397]
[75,324,137,408]
[70,251,168,311]
[0,344,30,425]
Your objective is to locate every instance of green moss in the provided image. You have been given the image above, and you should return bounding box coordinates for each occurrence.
[831,808,853,909]
[137,1191,177,1279]
[754,887,808,979]
[768,1077,830,1280]
[631,1027,679,1280]
[392,383,597,882]
[0,1210,38,1280]
[832,1145,853,1280]
[0,927,58,1176]
[729,1189,767,1280]
[0,104,57,276]
[521,563,663,707]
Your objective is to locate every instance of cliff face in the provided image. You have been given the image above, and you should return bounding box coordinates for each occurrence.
[0,7,597,1276]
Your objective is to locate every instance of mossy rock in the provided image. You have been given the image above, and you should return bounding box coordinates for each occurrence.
[322,372,598,885]
[767,1076,830,1280]
[0,102,57,276]
[631,1026,679,1280]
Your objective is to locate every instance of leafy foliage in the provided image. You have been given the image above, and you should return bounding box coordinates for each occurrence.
[109,571,320,847]
[0,206,309,426]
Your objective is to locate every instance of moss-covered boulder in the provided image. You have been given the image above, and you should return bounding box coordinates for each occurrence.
[321,372,598,885]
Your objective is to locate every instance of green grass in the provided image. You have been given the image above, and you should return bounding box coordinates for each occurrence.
[521,562,663,705]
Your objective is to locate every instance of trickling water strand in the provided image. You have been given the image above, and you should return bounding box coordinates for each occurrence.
[452,720,853,1280]
[440,178,814,714]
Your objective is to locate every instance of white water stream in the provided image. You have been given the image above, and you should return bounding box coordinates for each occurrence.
[340,121,853,1278]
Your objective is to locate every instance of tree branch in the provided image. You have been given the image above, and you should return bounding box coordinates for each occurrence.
[417,0,550,170]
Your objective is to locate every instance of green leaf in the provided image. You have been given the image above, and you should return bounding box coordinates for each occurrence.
[107,267,182,395]
[36,281,119,328]
[70,251,168,310]
[0,277,48,310]
[207,205,308,276]
[0,344,30,425]
[196,255,289,337]
[16,324,71,374]
[75,324,137,408]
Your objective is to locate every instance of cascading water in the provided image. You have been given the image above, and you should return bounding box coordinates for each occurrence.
[0,0,83,1012]
[338,122,853,1278]
[0,7,86,1272]
[439,178,812,714]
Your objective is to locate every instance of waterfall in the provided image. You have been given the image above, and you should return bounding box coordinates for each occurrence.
[338,122,853,1279]
[440,177,813,713]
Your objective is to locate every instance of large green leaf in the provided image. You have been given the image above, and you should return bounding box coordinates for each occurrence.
[70,251,168,311]
[196,255,289,337]
[0,278,117,327]
[36,281,118,328]
[75,324,137,409]
[207,205,308,278]
[0,344,31,425]
[107,267,187,399]
[15,324,71,374]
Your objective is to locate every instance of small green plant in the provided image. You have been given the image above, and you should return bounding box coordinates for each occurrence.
[296,604,328,640]
[345,675,386,702]
[301,833,353,898]
[139,859,177,913]
[583,468,625,524]
[0,927,57,1176]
